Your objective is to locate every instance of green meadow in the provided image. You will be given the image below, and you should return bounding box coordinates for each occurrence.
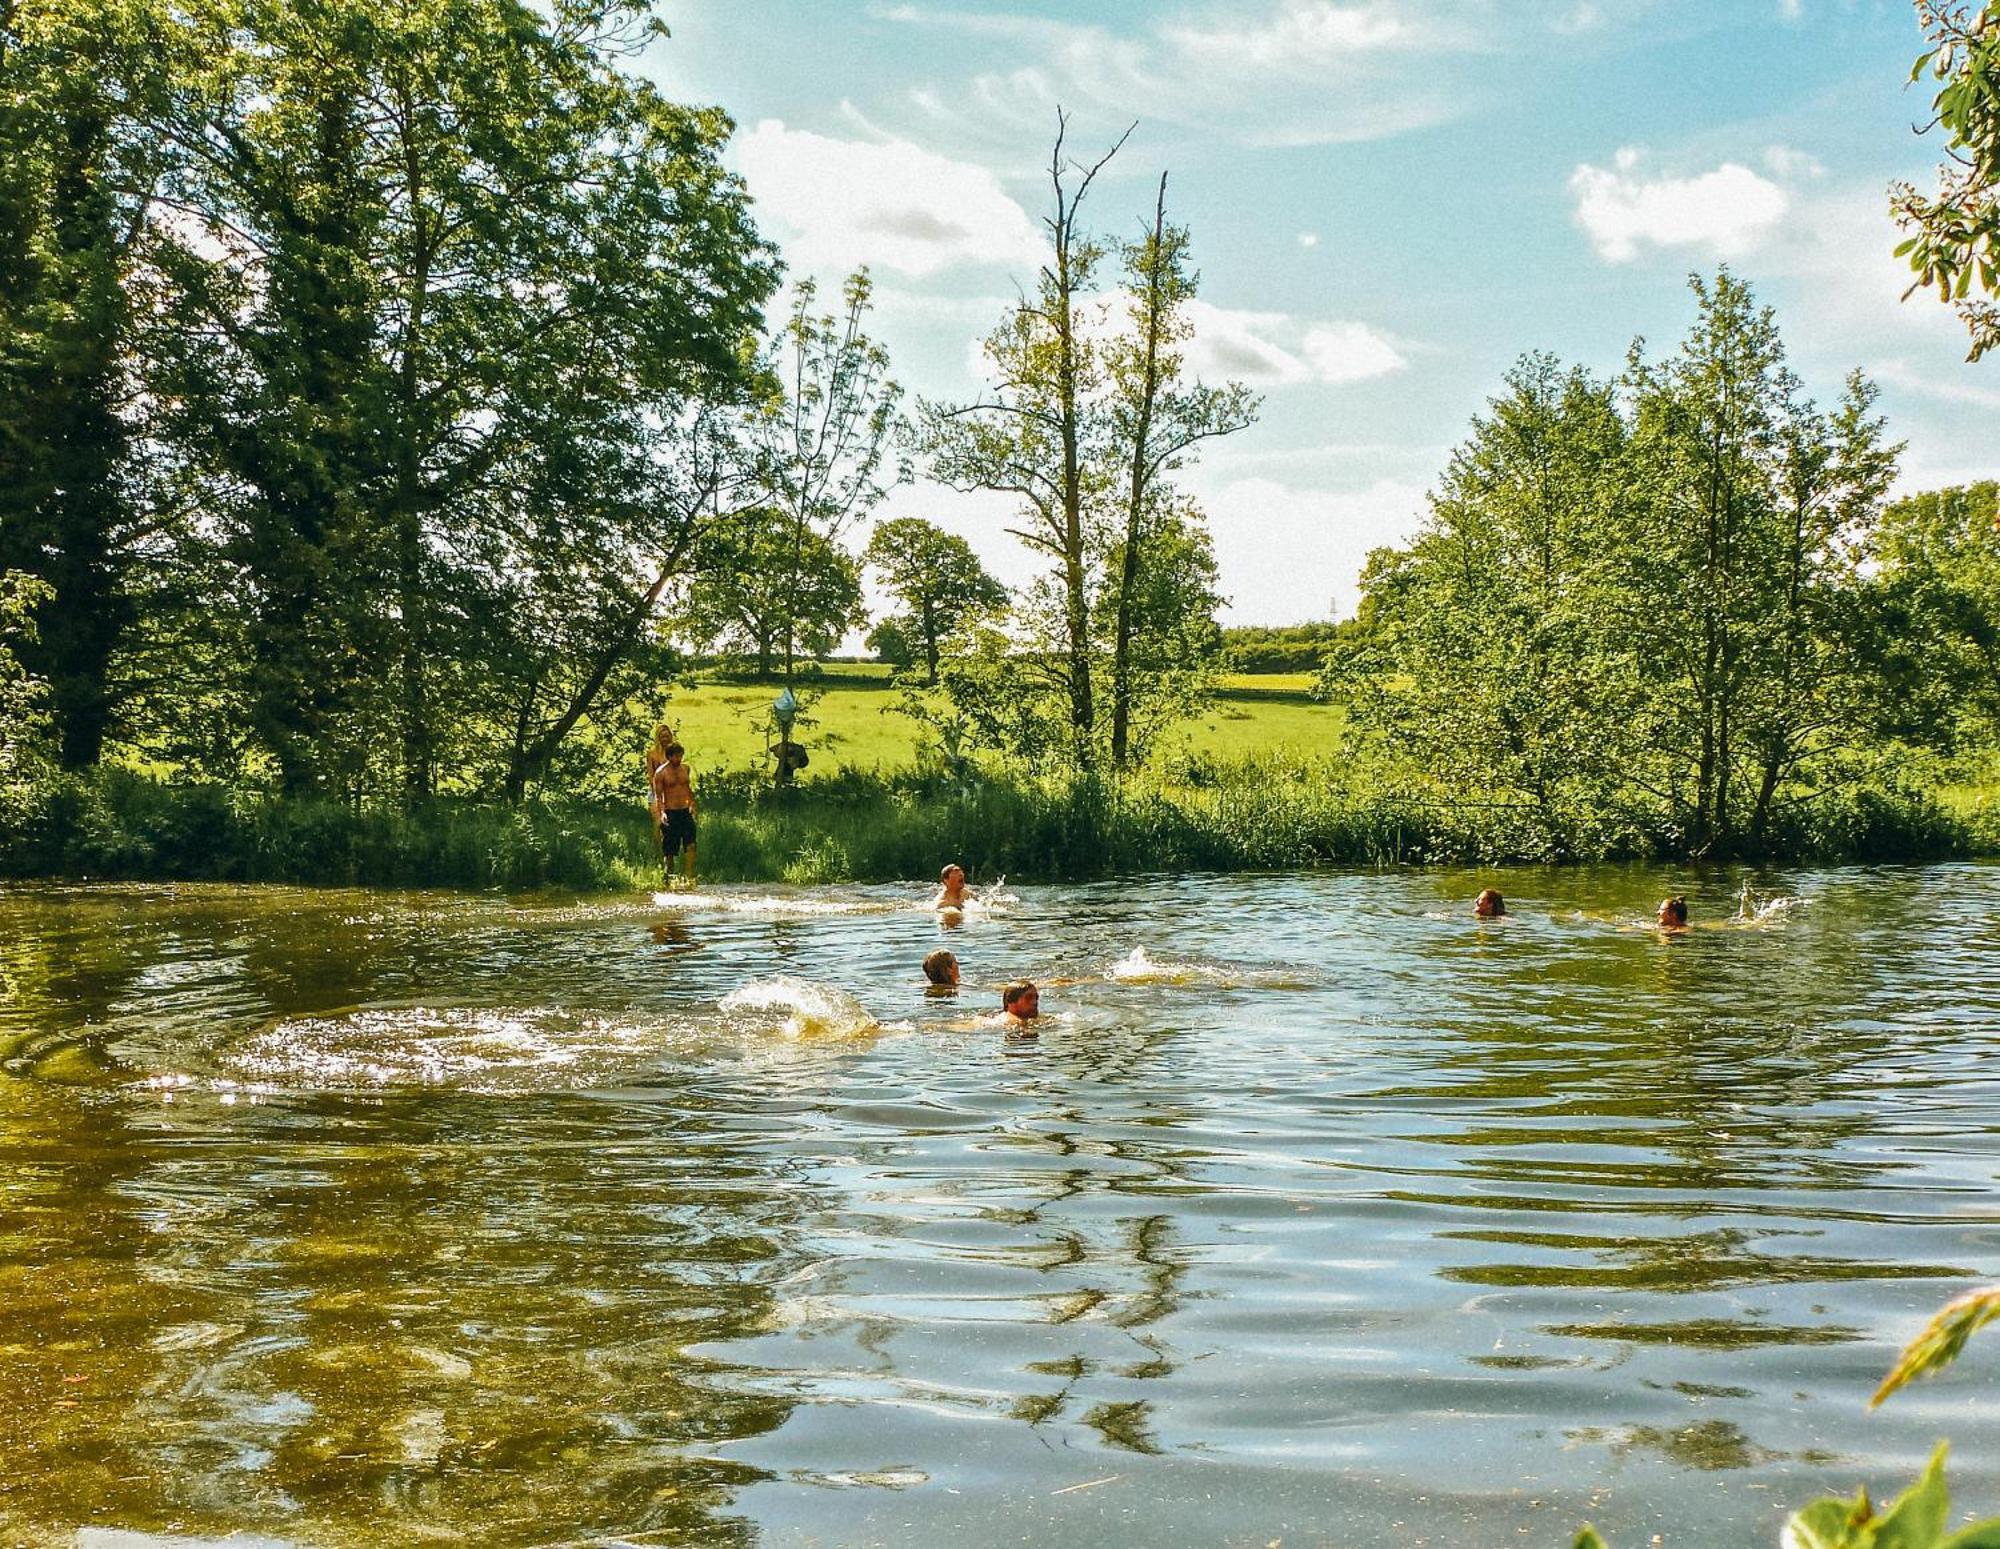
[659,665,1343,783]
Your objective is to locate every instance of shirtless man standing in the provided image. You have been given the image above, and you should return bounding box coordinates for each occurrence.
[651,742,697,884]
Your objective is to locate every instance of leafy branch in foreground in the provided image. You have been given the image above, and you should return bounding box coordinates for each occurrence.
[1892,1,2000,358]
[1577,1284,2000,1548]
[1871,1286,2000,1409]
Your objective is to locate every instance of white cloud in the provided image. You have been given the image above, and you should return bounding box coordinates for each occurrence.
[1298,231,1321,249]
[1193,475,1429,622]
[1301,322,1408,384]
[734,119,1044,279]
[1569,148,1791,263]
[1185,301,1407,386]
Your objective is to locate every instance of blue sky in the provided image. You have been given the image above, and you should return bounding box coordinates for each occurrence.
[646,0,1996,624]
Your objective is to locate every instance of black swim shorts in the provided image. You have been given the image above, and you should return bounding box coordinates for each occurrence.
[662,807,697,856]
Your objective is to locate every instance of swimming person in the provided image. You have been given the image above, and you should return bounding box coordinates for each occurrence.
[999,981,1039,1029]
[1474,888,1507,918]
[935,863,975,912]
[651,741,697,884]
[923,950,960,991]
[1658,896,1689,929]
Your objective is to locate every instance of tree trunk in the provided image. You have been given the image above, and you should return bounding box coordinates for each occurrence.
[1110,175,1169,772]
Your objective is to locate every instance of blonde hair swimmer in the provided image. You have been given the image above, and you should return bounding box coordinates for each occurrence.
[1474,888,1506,918]
[645,724,674,831]
[923,950,960,991]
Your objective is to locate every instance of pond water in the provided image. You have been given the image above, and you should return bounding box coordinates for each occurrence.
[4,867,2000,1548]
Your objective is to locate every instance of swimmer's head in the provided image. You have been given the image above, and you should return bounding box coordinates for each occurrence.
[1474,888,1505,918]
[923,949,959,987]
[1001,981,1039,1020]
[1658,896,1688,927]
[663,742,684,762]
[652,723,673,747]
[940,863,966,888]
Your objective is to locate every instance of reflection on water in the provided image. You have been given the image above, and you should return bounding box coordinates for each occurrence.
[4,867,2000,1547]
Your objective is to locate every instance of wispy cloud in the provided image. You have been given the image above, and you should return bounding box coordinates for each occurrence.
[1185,302,1409,386]
[875,0,1477,150]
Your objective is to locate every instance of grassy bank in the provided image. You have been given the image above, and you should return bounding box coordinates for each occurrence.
[1,764,1987,893]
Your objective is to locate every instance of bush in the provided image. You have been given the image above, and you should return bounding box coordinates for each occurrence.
[0,764,1986,891]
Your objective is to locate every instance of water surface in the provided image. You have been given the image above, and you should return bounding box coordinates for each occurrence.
[4,867,1999,1547]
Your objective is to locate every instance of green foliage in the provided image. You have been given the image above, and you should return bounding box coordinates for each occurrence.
[918,127,1252,774]
[1338,273,1912,860]
[9,0,775,802]
[0,0,183,767]
[0,571,54,780]
[863,516,1006,683]
[1874,483,2000,749]
[1222,622,1349,674]
[1893,2,2000,359]
[681,511,864,679]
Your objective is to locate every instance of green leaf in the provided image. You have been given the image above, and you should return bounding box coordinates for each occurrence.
[1872,1445,1951,1549]
[1573,1529,1609,1549]
[1783,1491,1876,1549]
[1873,1288,2000,1408]
[1940,1523,2000,1549]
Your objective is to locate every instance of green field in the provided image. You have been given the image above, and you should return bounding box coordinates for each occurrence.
[654,665,1342,780]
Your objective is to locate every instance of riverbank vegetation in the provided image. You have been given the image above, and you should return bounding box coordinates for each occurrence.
[2,0,1997,888]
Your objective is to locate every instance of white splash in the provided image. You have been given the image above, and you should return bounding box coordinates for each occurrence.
[719,977,880,1041]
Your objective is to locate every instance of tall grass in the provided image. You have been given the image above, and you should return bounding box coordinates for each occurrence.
[0,762,1985,892]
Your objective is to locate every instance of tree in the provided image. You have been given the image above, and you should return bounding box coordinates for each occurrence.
[1893,2,2000,359]
[863,517,1006,683]
[1619,271,1795,854]
[1337,272,1906,857]
[0,572,53,781]
[921,115,1125,769]
[0,0,180,767]
[1874,480,2000,744]
[1094,499,1226,766]
[680,511,863,679]
[150,0,774,797]
[1103,175,1256,767]
[1328,353,1633,834]
[750,271,903,682]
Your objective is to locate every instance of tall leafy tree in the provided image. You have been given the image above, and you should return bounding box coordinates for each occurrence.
[1875,480,2000,744]
[921,116,1125,769]
[1620,272,1794,853]
[1328,354,1632,833]
[0,0,180,766]
[1894,1,2000,359]
[1103,175,1255,768]
[1094,499,1225,767]
[152,0,774,797]
[862,517,1006,684]
[749,271,903,683]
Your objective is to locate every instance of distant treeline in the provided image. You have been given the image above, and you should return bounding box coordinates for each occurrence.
[1218,623,1358,675]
